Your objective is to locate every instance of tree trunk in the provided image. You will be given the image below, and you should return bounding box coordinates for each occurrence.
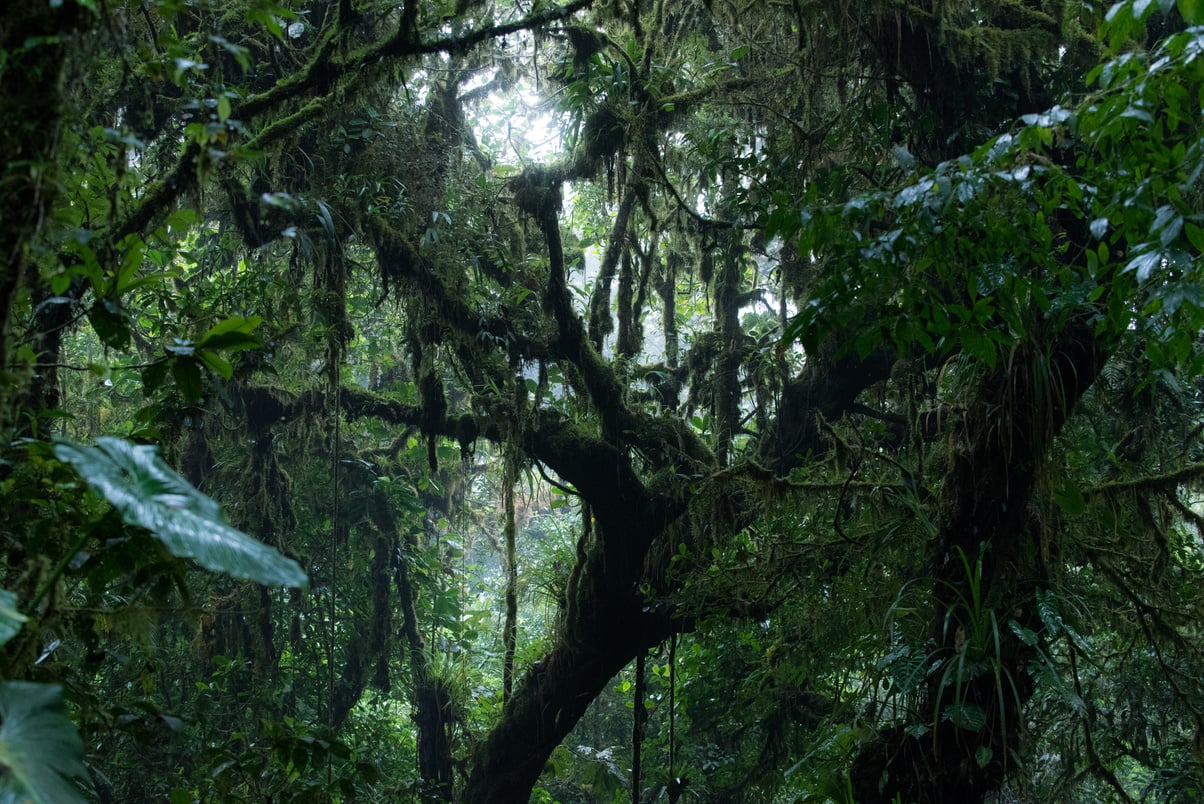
[0,1,82,434]
[851,319,1106,801]
[461,521,667,802]
[376,490,454,800]
[502,444,519,703]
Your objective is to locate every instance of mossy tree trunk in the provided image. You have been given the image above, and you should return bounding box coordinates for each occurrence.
[0,1,86,434]
[454,166,906,801]
[370,488,454,799]
[850,319,1107,802]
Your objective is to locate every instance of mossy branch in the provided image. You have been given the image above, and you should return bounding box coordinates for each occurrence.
[1086,463,1204,496]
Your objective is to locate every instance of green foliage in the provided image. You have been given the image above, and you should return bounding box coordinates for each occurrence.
[54,437,306,588]
[5,0,1204,801]
[771,4,1204,381]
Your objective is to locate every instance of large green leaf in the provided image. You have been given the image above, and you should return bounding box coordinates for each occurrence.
[0,682,88,804]
[0,590,26,649]
[54,438,307,588]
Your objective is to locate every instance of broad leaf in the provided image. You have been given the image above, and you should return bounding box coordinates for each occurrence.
[171,356,205,402]
[943,702,987,731]
[54,438,307,588]
[199,315,263,351]
[0,590,26,648]
[0,682,88,804]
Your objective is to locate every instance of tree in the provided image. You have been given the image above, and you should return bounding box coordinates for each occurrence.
[3,0,1204,801]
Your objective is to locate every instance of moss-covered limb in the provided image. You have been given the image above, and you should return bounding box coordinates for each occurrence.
[656,77,761,112]
[237,0,594,125]
[101,0,592,281]
[629,410,716,471]
[1084,463,1204,497]
[460,595,665,802]
[325,485,397,731]
[645,144,757,233]
[326,383,671,538]
[760,346,898,473]
[462,462,677,804]
[621,234,656,360]
[525,172,631,447]
[501,442,519,704]
[240,99,327,155]
[108,95,319,264]
[520,165,708,478]
[991,0,1062,33]
[463,240,919,804]
[102,141,200,251]
[528,407,672,535]
[366,221,547,362]
[319,386,426,428]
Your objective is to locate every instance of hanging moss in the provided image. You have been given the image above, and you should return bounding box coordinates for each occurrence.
[456,412,479,460]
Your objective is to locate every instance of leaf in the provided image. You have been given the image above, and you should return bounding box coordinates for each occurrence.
[887,648,927,694]
[171,356,205,402]
[1008,620,1039,646]
[1034,588,1085,647]
[140,359,171,396]
[1124,250,1163,282]
[961,330,998,370]
[87,298,131,350]
[943,702,987,731]
[199,331,262,352]
[0,682,89,804]
[165,208,201,233]
[0,590,27,648]
[1180,0,1204,23]
[1053,480,1086,516]
[1185,222,1204,253]
[196,350,234,381]
[53,438,307,588]
[198,316,263,352]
